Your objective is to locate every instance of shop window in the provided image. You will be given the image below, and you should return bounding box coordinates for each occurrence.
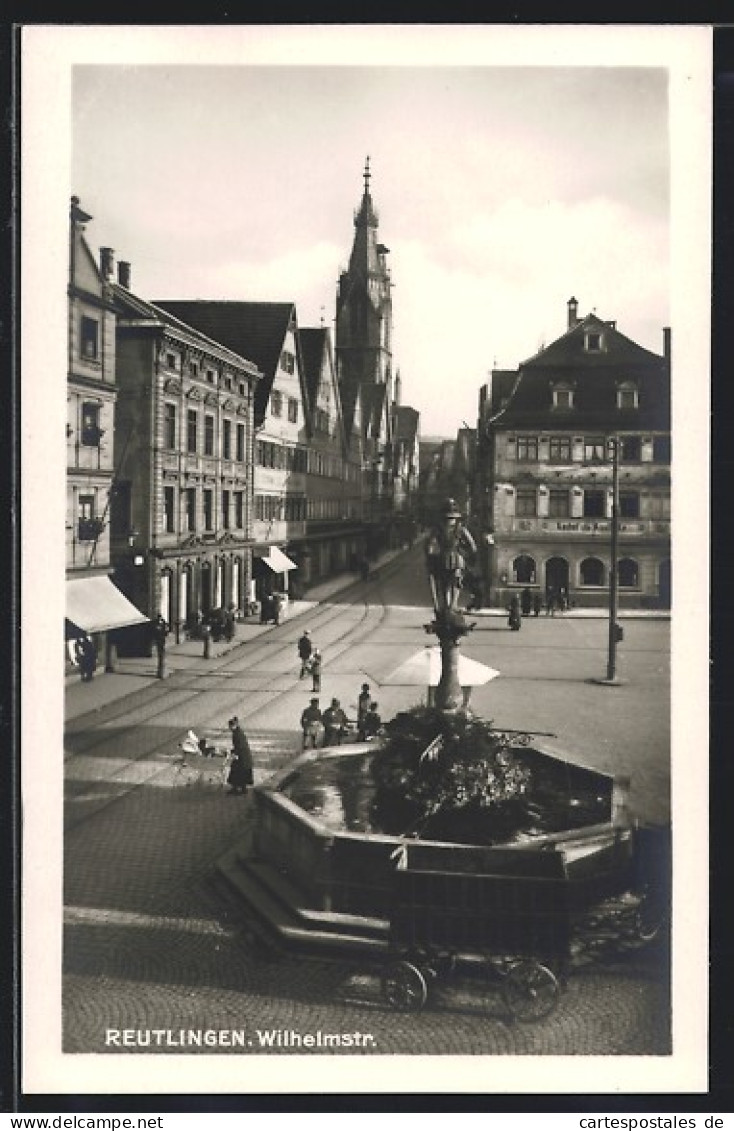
[619,491,640,518]
[516,436,538,461]
[80,317,99,361]
[618,558,639,587]
[583,489,605,518]
[548,489,569,518]
[81,402,104,446]
[580,557,605,586]
[515,488,537,517]
[513,555,536,584]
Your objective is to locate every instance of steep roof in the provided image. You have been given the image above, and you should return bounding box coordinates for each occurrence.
[114,289,262,378]
[497,314,669,431]
[298,327,328,408]
[154,300,297,426]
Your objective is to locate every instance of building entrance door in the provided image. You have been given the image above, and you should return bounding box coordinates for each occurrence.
[545,557,569,601]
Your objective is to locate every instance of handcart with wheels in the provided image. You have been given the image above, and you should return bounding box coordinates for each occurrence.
[381,848,570,1022]
[380,823,670,1021]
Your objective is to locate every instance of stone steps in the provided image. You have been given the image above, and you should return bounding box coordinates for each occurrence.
[215,843,390,959]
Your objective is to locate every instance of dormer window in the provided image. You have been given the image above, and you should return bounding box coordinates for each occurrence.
[617,381,639,410]
[584,331,603,353]
[551,383,575,409]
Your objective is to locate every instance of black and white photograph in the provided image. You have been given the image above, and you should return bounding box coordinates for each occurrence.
[20,24,710,1100]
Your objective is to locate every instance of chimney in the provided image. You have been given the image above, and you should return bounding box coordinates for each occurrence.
[118,260,131,289]
[567,296,578,330]
[100,247,115,282]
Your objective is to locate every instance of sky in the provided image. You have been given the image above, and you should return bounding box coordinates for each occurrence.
[69,54,676,437]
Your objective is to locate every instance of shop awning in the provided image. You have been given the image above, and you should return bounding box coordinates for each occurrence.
[262,546,298,573]
[382,647,500,688]
[66,577,149,636]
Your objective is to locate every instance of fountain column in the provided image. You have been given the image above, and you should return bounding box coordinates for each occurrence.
[424,499,477,712]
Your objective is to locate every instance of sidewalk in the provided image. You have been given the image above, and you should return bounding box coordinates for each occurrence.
[63,545,406,722]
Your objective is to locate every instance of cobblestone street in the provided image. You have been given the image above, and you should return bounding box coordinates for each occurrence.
[60,552,673,1066]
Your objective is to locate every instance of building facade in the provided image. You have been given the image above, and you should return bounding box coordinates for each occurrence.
[298,326,366,585]
[111,279,261,643]
[479,298,671,610]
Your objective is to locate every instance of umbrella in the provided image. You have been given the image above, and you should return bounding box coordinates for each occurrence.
[381,646,500,688]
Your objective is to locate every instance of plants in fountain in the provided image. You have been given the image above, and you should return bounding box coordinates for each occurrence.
[369,706,535,845]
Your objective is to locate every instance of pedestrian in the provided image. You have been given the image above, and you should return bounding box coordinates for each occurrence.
[558,587,568,613]
[357,682,371,731]
[546,588,556,616]
[226,716,254,794]
[224,604,236,641]
[310,649,322,693]
[297,629,313,678]
[508,594,522,631]
[74,633,97,681]
[520,587,532,617]
[301,698,323,749]
[359,701,382,741]
[532,592,543,617]
[322,698,348,747]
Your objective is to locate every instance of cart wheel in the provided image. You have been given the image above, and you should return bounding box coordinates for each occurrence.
[381,960,428,1012]
[634,893,667,944]
[502,960,560,1023]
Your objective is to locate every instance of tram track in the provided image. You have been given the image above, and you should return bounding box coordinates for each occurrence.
[64,561,399,830]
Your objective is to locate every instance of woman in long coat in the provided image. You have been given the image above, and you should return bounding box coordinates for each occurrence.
[227,716,254,794]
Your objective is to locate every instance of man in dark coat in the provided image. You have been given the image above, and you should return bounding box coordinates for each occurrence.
[300,698,322,749]
[359,702,382,741]
[75,633,97,681]
[297,630,313,677]
[322,698,348,747]
[227,716,254,794]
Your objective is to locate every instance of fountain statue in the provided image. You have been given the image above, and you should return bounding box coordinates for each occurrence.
[424,498,478,710]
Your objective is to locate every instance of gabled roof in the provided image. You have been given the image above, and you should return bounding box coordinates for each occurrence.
[495,314,669,431]
[299,326,346,448]
[522,313,662,369]
[154,300,298,426]
[114,288,262,378]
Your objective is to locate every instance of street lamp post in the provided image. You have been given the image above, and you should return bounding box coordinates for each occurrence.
[606,436,620,682]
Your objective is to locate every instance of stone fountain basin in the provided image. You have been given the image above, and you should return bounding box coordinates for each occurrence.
[249,741,634,922]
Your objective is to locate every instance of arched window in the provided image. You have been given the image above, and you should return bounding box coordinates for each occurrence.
[618,558,639,588]
[513,554,536,584]
[580,557,605,586]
